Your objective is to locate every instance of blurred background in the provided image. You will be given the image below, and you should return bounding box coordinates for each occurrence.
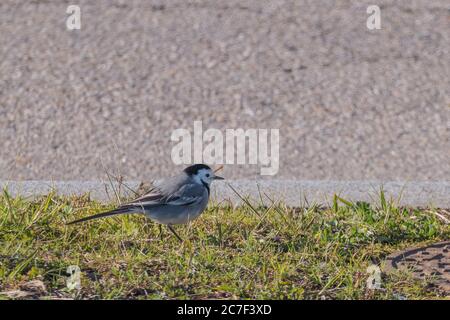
[0,0,448,181]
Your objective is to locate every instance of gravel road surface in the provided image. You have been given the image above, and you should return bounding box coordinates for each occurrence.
[0,0,449,181]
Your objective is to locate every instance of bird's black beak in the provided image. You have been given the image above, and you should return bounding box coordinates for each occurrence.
[213,175,224,180]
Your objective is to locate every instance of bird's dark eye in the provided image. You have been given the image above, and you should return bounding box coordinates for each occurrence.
[206,173,210,177]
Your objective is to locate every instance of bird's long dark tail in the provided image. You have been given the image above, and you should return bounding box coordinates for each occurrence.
[66,207,135,225]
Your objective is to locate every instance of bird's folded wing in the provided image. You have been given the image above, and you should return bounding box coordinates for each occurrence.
[128,183,204,207]
[163,195,200,206]
[129,189,164,204]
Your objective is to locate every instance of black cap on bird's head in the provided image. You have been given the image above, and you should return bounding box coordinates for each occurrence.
[183,164,212,176]
[183,164,224,181]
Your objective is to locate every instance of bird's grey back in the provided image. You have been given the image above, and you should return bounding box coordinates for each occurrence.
[139,173,210,224]
[153,172,192,196]
[135,172,208,205]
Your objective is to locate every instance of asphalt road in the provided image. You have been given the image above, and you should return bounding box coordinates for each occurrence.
[0,0,449,181]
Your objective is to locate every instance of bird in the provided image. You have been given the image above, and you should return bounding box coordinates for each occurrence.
[67,164,224,241]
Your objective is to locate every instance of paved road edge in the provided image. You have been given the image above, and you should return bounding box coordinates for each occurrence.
[1,180,449,208]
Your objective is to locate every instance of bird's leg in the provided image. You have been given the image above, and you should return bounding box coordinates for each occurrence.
[167,225,183,242]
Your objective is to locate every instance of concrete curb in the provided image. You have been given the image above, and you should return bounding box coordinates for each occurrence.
[1,180,449,208]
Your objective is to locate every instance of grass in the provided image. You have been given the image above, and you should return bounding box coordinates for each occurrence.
[0,188,448,300]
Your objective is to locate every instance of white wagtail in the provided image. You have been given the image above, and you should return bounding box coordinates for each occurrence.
[67,164,224,241]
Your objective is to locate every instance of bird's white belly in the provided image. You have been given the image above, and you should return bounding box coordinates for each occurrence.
[149,210,202,225]
[145,199,208,225]
[167,210,203,224]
